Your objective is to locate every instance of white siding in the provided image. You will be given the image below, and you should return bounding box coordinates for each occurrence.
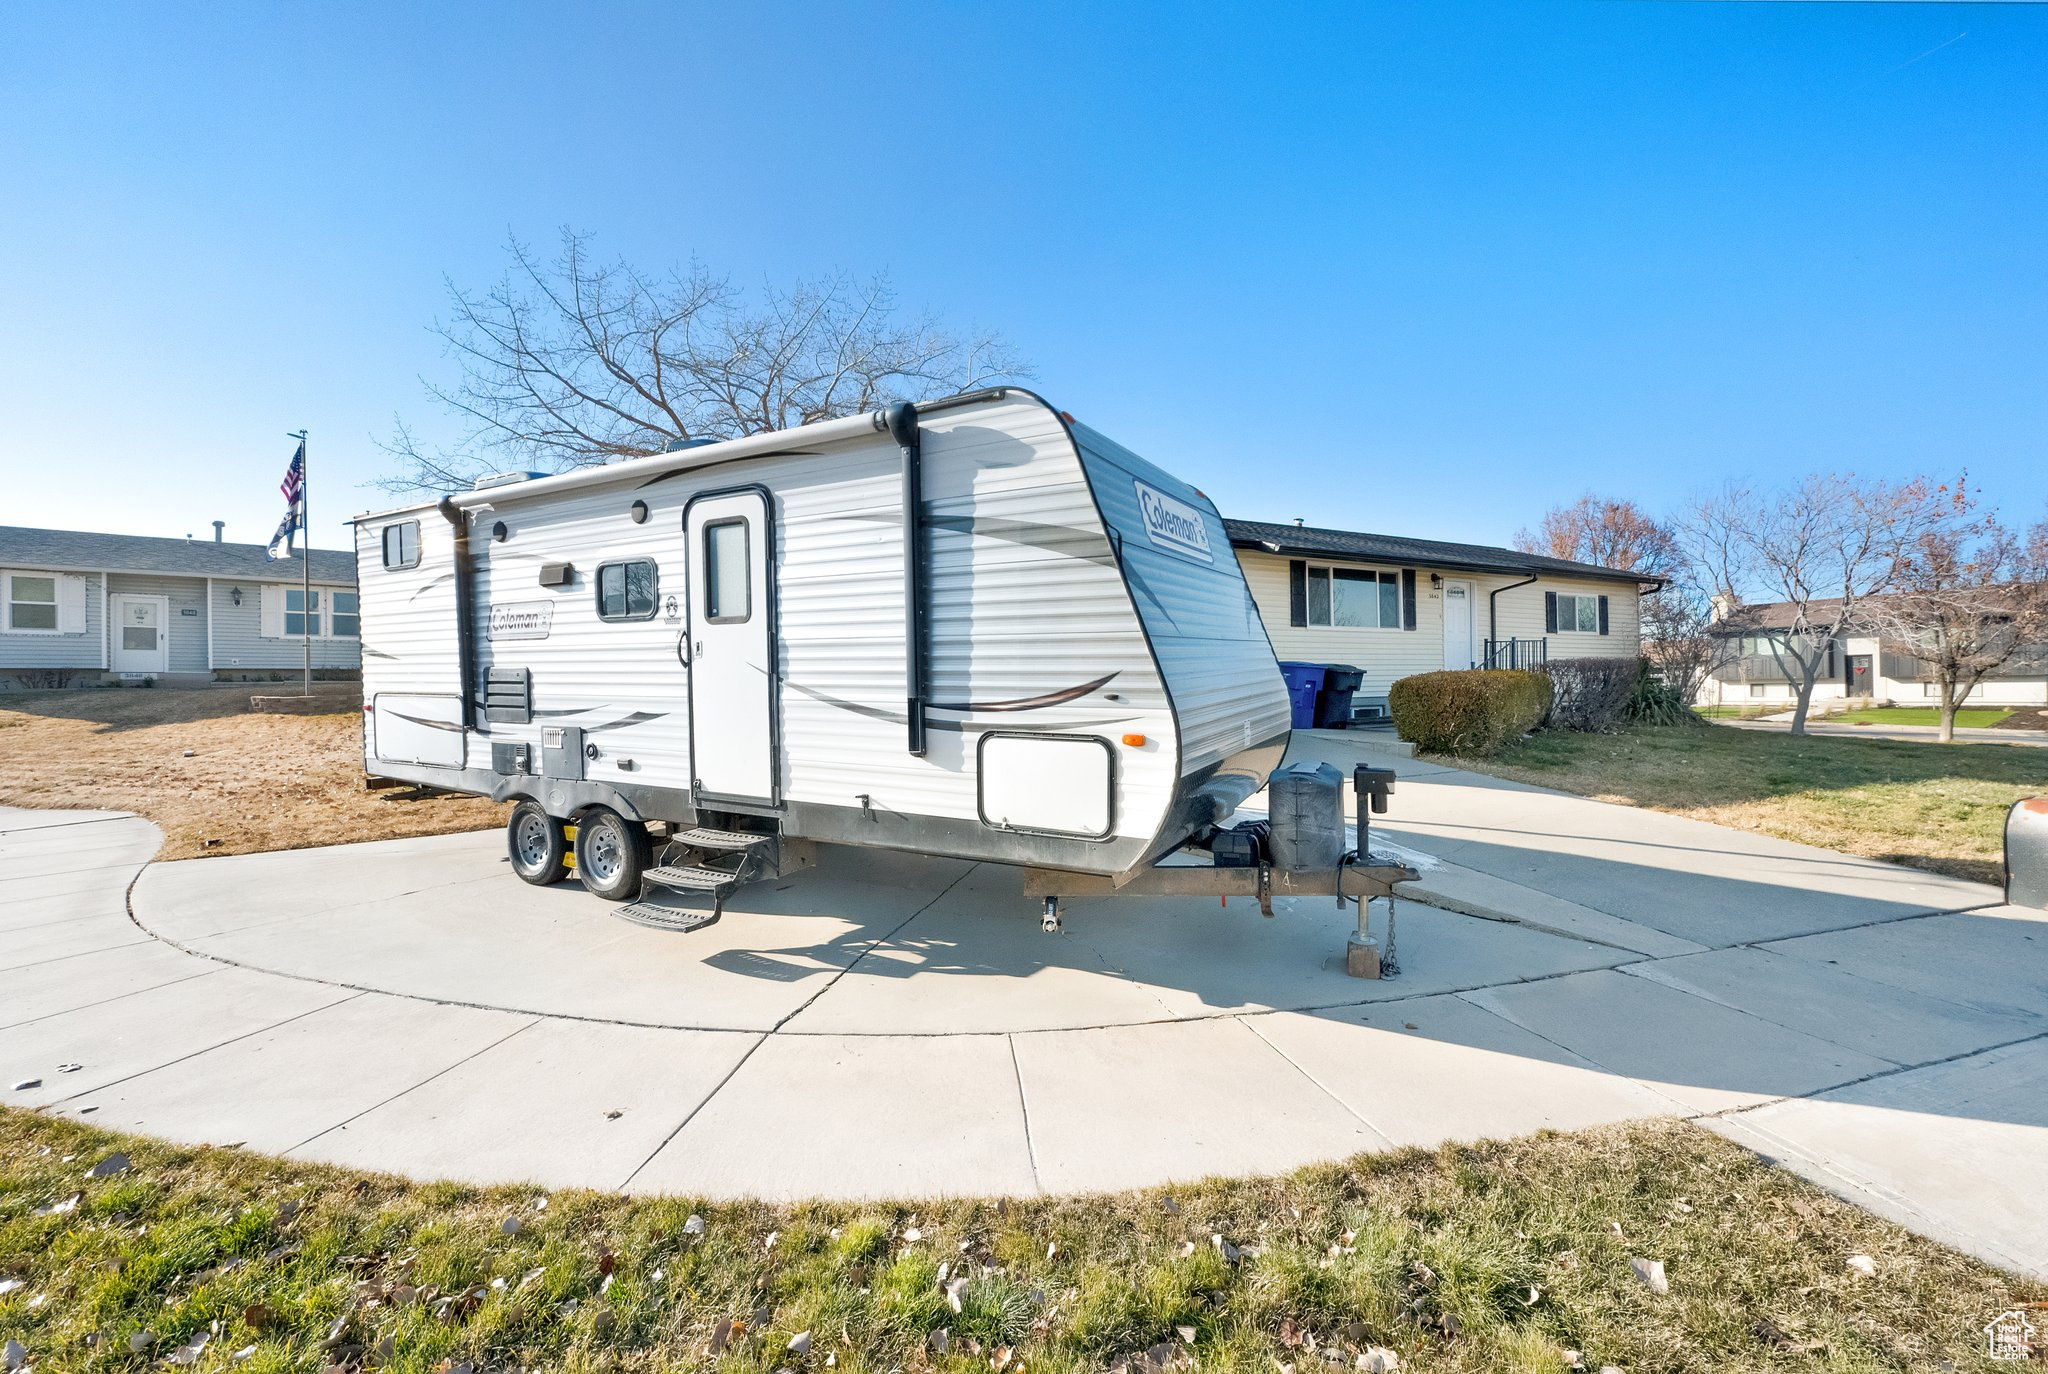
[0,569,101,672]
[1237,550,1643,704]
[209,578,361,671]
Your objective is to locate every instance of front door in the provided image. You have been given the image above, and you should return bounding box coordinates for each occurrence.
[109,594,169,674]
[685,489,776,804]
[1442,581,1474,670]
[1847,654,1874,697]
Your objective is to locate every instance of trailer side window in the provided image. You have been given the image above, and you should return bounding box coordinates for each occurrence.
[703,519,750,623]
[595,559,658,621]
[382,521,420,570]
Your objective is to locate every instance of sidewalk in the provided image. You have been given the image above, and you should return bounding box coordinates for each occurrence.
[1725,718,2048,747]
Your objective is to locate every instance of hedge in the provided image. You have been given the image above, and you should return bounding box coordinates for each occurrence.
[1540,656,1643,732]
[1387,669,1554,757]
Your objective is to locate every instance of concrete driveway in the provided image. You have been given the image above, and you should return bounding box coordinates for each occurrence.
[4,740,2044,1278]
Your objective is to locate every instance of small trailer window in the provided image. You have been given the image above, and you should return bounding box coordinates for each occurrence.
[596,560,658,621]
[704,519,750,623]
[382,521,420,569]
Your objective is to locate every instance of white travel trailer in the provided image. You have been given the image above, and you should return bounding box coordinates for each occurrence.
[354,389,1302,927]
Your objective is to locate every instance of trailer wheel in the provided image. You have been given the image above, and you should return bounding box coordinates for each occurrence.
[576,806,650,902]
[507,801,569,885]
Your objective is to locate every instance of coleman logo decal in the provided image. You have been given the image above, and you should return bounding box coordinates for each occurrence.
[1134,480,1213,562]
[487,601,554,640]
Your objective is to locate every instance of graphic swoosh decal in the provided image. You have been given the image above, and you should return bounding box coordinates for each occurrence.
[929,672,1119,713]
[780,675,1136,733]
[387,711,464,733]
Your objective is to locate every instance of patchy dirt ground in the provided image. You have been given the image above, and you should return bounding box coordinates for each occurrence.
[0,686,506,860]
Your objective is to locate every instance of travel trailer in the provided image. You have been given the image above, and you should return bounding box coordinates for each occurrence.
[355,389,1307,928]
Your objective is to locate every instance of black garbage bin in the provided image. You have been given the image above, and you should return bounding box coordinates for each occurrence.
[1314,665,1366,728]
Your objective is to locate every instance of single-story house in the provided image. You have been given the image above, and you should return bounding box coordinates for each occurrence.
[1701,597,2048,709]
[0,525,360,689]
[1225,519,1659,719]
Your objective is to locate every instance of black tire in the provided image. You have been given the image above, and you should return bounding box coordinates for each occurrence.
[507,800,569,886]
[576,806,650,902]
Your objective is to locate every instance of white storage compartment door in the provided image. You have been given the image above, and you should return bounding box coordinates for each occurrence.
[977,734,1114,840]
[371,693,466,768]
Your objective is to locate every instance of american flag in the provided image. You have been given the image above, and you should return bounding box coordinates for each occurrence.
[265,440,306,560]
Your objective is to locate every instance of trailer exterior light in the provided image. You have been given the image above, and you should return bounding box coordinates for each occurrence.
[1122,733,1146,747]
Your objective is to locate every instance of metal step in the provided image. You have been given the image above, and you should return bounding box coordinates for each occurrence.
[669,826,774,852]
[614,899,721,933]
[645,864,743,895]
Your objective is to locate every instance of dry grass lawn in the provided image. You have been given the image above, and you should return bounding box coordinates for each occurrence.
[1457,722,2048,885]
[0,685,505,860]
[3,1110,2040,1374]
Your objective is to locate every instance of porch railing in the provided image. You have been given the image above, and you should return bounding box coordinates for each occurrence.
[1481,638,1548,671]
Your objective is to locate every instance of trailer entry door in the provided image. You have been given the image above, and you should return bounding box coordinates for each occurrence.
[686,489,776,804]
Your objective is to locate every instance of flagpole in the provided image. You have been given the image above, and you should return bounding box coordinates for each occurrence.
[291,430,310,698]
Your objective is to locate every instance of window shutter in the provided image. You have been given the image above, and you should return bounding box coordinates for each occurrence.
[1598,595,1610,636]
[260,585,284,638]
[1401,569,1417,630]
[1544,591,1558,634]
[1288,560,1307,627]
[58,575,87,633]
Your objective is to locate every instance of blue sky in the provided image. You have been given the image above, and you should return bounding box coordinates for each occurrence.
[2,1,2043,556]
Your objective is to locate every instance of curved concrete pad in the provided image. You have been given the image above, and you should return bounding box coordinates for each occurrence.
[3,779,2043,1279]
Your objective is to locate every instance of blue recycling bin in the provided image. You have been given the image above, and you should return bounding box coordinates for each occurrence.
[1277,662,1326,730]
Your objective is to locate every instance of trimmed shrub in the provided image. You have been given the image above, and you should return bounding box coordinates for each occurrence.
[1387,670,1553,757]
[1539,656,1643,732]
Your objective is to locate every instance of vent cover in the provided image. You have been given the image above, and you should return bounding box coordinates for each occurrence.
[485,666,532,724]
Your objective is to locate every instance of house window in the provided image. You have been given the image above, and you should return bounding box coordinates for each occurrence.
[1306,565,1399,628]
[704,520,750,623]
[1749,683,1768,698]
[595,560,658,621]
[285,588,321,637]
[1555,593,1600,633]
[6,574,57,632]
[382,521,420,570]
[330,591,359,637]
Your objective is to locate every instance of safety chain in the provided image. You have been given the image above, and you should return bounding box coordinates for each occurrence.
[1381,895,1400,977]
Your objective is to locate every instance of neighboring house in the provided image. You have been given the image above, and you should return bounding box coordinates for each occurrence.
[0,525,360,688]
[1701,596,2048,709]
[1226,519,1658,718]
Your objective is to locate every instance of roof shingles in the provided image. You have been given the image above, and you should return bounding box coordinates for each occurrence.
[0,526,356,583]
[1222,519,1657,586]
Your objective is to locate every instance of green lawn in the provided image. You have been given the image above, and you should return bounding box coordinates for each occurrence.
[1455,722,2048,884]
[1828,706,2014,728]
[2,1110,2038,1374]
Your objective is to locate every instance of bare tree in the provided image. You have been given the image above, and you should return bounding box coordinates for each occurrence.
[1864,504,2048,742]
[380,230,1031,494]
[1640,577,1729,711]
[1677,473,1951,736]
[1515,495,1679,574]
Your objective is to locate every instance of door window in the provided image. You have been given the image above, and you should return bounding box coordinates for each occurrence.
[119,601,158,652]
[703,519,750,623]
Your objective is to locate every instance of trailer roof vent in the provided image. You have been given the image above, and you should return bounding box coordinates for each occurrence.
[472,470,549,491]
[660,436,719,454]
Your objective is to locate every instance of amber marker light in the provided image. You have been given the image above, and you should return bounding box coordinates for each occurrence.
[1122,733,1146,747]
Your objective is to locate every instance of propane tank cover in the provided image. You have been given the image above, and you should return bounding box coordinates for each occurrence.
[1268,762,1345,871]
